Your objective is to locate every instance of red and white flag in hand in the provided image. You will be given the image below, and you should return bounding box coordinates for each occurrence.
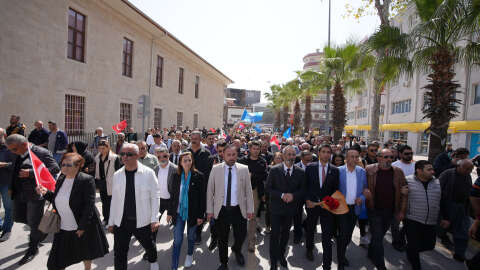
[210,128,216,133]
[238,123,246,130]
[28,146,56,191]
[270,135,280,148]
[112,120,127,134]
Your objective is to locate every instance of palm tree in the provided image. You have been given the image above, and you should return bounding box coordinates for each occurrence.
[298,70,326,133]
[373,0,480,161]
[321,43,375,142]
[264,84,283,131]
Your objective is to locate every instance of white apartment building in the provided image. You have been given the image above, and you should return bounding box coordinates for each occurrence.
[0,0,232,135]
[345,5,480,157]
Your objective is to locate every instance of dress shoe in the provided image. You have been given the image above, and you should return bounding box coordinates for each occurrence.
[18,248,39,265]
[441,237,454,250]
[208,239,217,251]
[306,250,314,261]
[234,251,245,266]
[279,256,288,267]
[217,263,229,270]
[142,252,149,261]
[453,253,466,262]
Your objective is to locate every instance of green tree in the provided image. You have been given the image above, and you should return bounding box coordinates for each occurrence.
[321,43,375,142]
[372,0,480,161]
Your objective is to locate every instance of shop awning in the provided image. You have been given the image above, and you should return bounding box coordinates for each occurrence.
[344,120,480,134]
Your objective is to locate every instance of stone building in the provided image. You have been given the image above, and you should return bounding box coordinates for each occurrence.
[0,0,232,135]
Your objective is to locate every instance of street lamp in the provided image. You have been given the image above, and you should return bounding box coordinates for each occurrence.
[324,0,332,136]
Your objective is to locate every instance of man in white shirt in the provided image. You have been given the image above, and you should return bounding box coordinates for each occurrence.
[391,144,414,252]
[107,143,160,270]
[154,147,177,219]
[337,149,368,269]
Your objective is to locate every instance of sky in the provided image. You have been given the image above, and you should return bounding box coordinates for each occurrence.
[129,0,381,102]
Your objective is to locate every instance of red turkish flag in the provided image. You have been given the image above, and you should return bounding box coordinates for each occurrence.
[270,135,280,147]
[210,128,216,133]
[28,146,56,191]
[238,123,246,130]
[112,120,127,134]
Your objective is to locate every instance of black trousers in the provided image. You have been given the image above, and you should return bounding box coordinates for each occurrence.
[293,202,304,239]
[368,209,394,268]
[270,213,293,266]
[96,179,111,222]
[216,206,247,265]
[152,198,171,241]
[305,207,336,268]
[113,220,157,270]
[404,219,436,270]
[337,205,357,265]
[13,198,46,250]
[391,219,406,248]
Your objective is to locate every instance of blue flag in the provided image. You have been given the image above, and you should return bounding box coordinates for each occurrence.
[254,124,262,133]
[240,109,248,121]
[283,127,291,138]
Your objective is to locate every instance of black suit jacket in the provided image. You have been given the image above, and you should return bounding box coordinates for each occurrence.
[44,172,100,230]
[12,144,60,201]
[305,162,339,203]
[266,164,306,216]
[168,170,206,227]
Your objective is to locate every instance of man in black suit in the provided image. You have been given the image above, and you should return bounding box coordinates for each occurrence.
[6,134,60,265]
[266,145,306,269]
[305,144,339,270]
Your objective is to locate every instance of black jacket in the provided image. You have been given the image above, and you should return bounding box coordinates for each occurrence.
[188,147,213,183]
[12,145,60,201]
[238,155,268,197]
[266,164,306,216]
[44,172,101,230]
[0,144,16,187]
[439,168,472,221]
[261,151,273,165]
[168,170,206,227]
[28,128,50,147]
[434,152,454,178]
[305,162,339,203]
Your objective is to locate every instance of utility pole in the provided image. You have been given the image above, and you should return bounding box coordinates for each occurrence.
[325,0,331,136]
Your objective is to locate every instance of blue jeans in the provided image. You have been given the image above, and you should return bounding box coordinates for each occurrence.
[53,153,63,165]
[0,184,13,232]
[171,215,197,270]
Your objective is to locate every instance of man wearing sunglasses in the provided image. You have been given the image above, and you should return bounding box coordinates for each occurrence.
[364,149,408,270]
[364,142,380,165]
[108,143,160,270]
[391,145,415,251]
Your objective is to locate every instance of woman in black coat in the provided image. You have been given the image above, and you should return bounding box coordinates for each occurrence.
[67,141,95,176]
[37,152,108,270]
[167,151,205,270]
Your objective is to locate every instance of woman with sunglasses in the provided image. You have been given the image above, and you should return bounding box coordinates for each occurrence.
[94,139,122,226]
[167,151,205,269]
[67,141,95,176]
[36,153,109,270]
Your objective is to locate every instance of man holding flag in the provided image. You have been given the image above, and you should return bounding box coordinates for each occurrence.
[5,134,59,265]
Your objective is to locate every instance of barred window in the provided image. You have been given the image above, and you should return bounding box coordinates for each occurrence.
[154,108,162,129]
[178,68,184,94]
[65,94,85,135]
[67,8,85,62]
[193,113,198,129]
[156,56,163,87]
[194,76,200,98]
[122,38,133,77]
[177,112,183,127]
[120,103,132,129]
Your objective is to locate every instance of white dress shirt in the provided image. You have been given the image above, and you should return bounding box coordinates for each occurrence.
[345,168,357,205]
[223,165,238,206]
[283,163,293,176]
[55,178,78,231]
[318,162,329,188]
[157,164,170,199]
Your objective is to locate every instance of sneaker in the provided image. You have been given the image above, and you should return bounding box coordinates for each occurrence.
[0,231,11,242]
[184,254,193,268]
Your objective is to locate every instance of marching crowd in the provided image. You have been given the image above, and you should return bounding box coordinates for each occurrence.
[0,114,480,270]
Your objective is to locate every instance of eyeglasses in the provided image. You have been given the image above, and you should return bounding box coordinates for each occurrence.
[381,155,394,159]
[61,163,75,168]
[158,155,168,158]
[403,152,413,155]
[119,152,136,157]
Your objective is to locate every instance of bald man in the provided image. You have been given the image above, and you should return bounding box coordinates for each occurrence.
[365,149,407,270]
[438,159,474,262]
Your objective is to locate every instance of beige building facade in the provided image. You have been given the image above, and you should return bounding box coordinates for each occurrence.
[0,0,232,135]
